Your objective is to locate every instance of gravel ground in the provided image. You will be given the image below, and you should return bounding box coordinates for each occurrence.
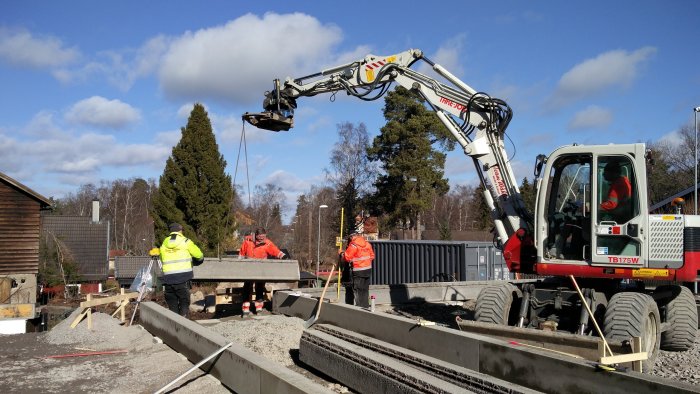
[208,314,304,367]
[2,300,698,392]
[0,309,230,393]
[654,336,700,385]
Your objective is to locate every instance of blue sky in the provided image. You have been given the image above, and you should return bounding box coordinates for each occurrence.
[2,1,699,223]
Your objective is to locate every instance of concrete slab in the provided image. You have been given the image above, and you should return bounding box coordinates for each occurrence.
[194,259,300,281]
[139,302,331,394]
[301,328,472,394]
[456,318,629,361]
[273,290,698,394]
[292,279,538,304]
[303,324,538,394]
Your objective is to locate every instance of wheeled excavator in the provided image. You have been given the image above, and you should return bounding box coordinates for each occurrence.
[243,48,698,369]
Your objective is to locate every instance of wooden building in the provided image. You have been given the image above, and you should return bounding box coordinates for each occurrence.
[0,171,52,275]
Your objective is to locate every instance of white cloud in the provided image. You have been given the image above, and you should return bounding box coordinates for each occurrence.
[53,35,170,90]
[548,47,656,109]
[23,110,63,138]
[158,12,346,105]
[657,129,683,150]
[65,96,141,129]
[568,105,613,130]
[0,28,80,68]
[155,130,182,148]
[417,35,466,79]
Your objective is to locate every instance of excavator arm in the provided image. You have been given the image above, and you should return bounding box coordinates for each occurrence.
[244,49,533,246]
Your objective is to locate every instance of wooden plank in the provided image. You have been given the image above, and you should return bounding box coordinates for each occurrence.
[86,294,92,329]
[79,292,139,308]
[631,336,643,372]
[70,309,90,328]
[600,352,648,365]
[0,303,35,319]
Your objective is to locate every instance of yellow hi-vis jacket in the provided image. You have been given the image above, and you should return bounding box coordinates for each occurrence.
[159,231,203,284]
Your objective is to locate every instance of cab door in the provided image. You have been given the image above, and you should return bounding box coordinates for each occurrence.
[590,148,648,267]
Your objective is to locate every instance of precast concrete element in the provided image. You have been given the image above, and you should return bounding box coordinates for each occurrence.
[456,318,630,361]
[193,259,300,281]
[139,302,331,394]
[274,290,698,394]
[302,324,538,394]
[291,279,539,305]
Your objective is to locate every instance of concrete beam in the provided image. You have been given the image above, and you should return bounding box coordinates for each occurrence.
[302,324,537,394]
[273,291,697,394]
[456,318,630,361]
[139,302,330,394]
[292,279,539,304]
[194,259,299,281]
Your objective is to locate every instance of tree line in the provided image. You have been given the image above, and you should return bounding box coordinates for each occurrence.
[48,93,696,272]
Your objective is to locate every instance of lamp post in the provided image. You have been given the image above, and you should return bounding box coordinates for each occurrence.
[695,107,700,215]
[316,204,328,287]
[695,107,700,294]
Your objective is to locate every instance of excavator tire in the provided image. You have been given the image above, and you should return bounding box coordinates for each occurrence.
[657,285,698,351]
[603,292,660,372]
[475,283,515,325]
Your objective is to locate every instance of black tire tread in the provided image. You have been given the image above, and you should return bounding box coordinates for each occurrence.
[603,292,660,372]
[660,286,698,351]
[475,284,514,325]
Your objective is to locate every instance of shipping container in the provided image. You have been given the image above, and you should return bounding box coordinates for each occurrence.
[369,240,511,285]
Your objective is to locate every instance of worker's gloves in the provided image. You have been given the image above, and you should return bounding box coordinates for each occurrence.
[192,257,205,266]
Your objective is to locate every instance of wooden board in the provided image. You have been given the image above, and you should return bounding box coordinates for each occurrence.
[0,303,34,319]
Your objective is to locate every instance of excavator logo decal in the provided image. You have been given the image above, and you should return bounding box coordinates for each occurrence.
[607,256,640,264]
[491,167,508,197]
[364,56,397,82]
[439,97,466,111]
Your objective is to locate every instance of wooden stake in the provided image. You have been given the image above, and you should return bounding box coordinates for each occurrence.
[569,275,613,357]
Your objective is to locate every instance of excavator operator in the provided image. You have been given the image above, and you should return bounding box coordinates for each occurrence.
[600,161,632,222]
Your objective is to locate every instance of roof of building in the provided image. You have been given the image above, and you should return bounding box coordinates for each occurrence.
[0,170,52,208]
[649,184,695,212]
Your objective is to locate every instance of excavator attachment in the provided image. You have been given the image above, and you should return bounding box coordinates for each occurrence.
[244,80,297,131]
[242,111,293,132]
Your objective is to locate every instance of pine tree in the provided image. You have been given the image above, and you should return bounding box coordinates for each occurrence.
[472,184,492,230]
[367,87,454,239]
[152,103,235,255]
[519,177,537,215]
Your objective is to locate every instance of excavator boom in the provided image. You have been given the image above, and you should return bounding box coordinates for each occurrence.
[243,49,531,246]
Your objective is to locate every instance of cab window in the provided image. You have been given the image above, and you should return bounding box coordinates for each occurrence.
[597,156,638,224]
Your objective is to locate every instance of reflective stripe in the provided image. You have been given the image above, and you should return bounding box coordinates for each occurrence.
[162,259,193,275]
[351,256,372,262]
[353,266,371,271]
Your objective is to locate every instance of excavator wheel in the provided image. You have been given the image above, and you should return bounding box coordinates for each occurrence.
[603,292,660,372]
[657,285,698,351]
[475,283,516,325]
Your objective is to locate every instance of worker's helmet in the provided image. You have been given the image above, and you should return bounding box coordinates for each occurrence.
[603,161,621,181]
[254,227,267,241]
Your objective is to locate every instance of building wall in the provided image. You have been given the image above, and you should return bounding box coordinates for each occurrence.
[0,182,41,274]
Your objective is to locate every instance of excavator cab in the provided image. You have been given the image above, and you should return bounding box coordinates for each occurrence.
[536,143,648,268]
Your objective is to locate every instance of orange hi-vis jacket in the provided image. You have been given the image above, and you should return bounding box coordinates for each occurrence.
[239,235,254,257]
[245,239,285,259]
[343,235,374,271]
[601,176,631,211]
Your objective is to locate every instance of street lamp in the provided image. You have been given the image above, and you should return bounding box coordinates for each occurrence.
[695,107,700,295]
[695,107,700,215]
[316,204,328,287]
